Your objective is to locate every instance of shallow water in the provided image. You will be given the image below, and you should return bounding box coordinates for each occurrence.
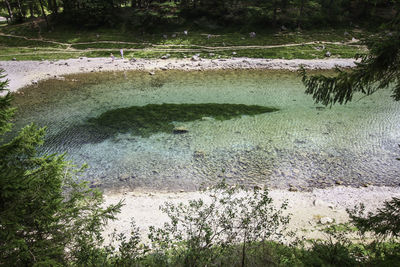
[10,70,400,190]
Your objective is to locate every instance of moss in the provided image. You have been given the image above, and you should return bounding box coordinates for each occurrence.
[88,103,278,137]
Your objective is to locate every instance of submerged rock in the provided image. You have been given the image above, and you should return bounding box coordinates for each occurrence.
[118,173,130,181]
[194,150,206,158]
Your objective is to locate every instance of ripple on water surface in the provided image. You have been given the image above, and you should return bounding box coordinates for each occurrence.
[10,70,400,190]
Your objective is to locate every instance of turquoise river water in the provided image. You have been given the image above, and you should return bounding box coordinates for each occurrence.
[10,70,400,191]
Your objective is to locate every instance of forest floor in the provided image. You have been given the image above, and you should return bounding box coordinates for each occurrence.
[0,19,369,61]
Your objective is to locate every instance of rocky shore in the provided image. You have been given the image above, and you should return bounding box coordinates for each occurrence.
[0,57,357,92]
[104,186,400,241]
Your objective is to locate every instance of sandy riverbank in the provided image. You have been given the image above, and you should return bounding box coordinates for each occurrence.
[104,186,400,241]
[0,57,357,92]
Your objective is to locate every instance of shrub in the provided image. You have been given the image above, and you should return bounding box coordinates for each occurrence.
[148,181,291,266]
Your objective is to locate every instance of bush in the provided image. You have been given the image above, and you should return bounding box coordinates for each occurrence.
[148,181,291,266]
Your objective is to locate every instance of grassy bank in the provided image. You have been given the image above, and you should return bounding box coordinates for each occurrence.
[0,21,369,61]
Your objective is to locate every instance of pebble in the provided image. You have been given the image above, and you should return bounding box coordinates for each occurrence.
[313,199,328,206]
[289,186,298,192]
[191,55,201,61]
[320,217,334,224]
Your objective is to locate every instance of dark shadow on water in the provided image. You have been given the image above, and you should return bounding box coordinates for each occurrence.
[47,103,278,146]
[89,103,278,137]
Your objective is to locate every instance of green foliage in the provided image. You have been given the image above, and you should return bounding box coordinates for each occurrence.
[301,16,400,106]
[299,11,400,264]
[148,181,291,266]
[299,224,359,266]
[61,0,117,28]
[348,198,400,239]
[0,71,14,136]
[2,0,398,29]
[0,70,123,266]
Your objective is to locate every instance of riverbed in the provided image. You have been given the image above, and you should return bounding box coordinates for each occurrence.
[9,69,400,191]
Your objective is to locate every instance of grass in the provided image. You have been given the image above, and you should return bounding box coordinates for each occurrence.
[0,35,65,48]
[0,44,366,61]
[0,21,371,61]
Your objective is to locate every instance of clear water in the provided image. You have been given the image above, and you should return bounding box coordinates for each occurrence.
[10,70,400,191]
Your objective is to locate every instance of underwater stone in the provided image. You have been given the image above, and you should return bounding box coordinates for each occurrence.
[194,150,205,158]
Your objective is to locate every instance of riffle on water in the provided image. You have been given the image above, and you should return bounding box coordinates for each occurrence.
[10,70,400,191]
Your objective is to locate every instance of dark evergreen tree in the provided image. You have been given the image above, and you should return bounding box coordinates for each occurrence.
[301,15,400,106]
[301,13,400,243]
[0,70,123,266]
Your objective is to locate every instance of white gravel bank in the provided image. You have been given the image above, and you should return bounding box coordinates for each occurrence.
[104,186,400,241]
[0,57,357,92]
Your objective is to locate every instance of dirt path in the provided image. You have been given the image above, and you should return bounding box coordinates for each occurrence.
[0,32,365,55]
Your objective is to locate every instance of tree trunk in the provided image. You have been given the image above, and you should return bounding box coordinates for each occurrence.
[16,0,25,19]
[51,0,58,15]
[241,230,247,267]
[281,0,288,13]
[298,0,305,29]
[29,2,35,18]
[38,0,49,28]
[4,0,13,21]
